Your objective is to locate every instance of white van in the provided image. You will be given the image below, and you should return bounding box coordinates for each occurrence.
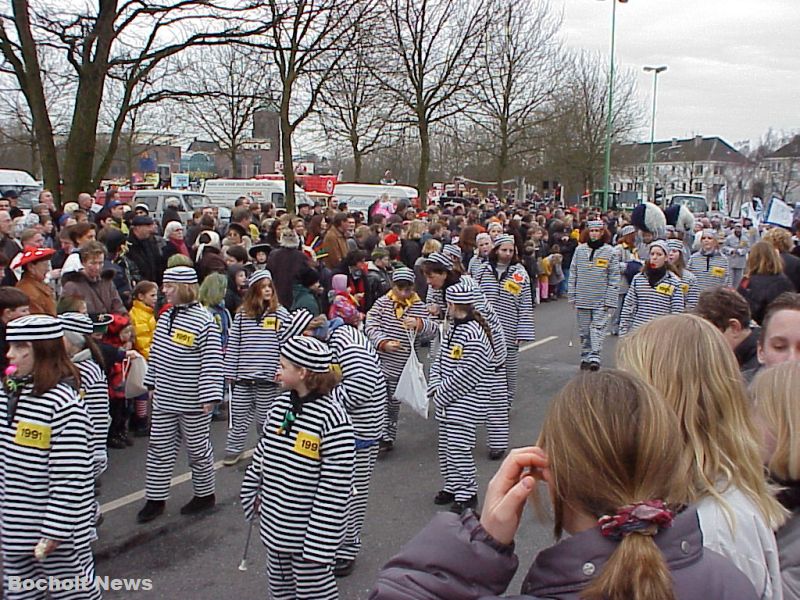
[332,183,419,215]
[0,169,42,209]
[201,178,309,209]
[132,189,211,225]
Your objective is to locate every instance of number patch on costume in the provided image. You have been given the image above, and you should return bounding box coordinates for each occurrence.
[14,421,51,450]
[656,283,675,296]
[262,316,279,330]
[172,329,196,347]
[294,431,320,460]
[682,283,689,295]
[503,279,522,296]
[449,345,463,360]
[594,258,609,268]
[710,266,726,278]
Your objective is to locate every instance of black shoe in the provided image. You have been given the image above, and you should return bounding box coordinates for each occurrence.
[449,495,478,514]
[589,363,600,372]
[434,490,455,505]
[95,513,104,528]
[133,427,150,438]
[333,558,355,578]
[107,436,126,449]
[136,500,165,523]
[180,494,216,516]
[579,362,591,371]
[488,449,506,461]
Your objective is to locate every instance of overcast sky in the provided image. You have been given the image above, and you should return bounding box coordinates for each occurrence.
[552,0,800,148]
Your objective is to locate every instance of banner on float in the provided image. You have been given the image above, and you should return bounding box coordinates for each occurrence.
[764,196,794,228]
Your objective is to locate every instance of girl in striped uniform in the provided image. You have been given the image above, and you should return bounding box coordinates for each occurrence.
[0,315,100,600]
[619,240,686,336]
[688,229,732,293]
[430,280,495,514]
[224,270,291,466]
[240,336,354,600]
[137,266,224,524]
[467,232,492,279]
[567,220,620,371]
[364,267,437,453]
[667,239,700,310]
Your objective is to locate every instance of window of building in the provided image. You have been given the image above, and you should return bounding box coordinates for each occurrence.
[713,165,724,176]
[694,182,703,192]
[681,182,687,192]
[696,164,704,175]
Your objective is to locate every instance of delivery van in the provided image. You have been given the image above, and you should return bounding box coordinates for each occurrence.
[201,178,309,208]
[332,183,419,215]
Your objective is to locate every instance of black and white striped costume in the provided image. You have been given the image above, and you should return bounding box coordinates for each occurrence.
[143,302,224,501]
[327,324,386,562]
[241,387,354,600]
[678,268,700,310]
[429,315,494,503]
[467,254,487,279]
[364,292,437,443]
[687,250,732,293]
[611,242,640,335]
[619,271,686,336]
[567,242,619,366]
[224,306,292,455]
[72,351,109,479]
[0,380,100,600]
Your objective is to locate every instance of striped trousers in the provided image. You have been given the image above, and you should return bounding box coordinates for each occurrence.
[504,345,519,406]
[383,377,400,443]
[576,307,609,365]
[338,444,379,561]
[485,368,509,451]
[3,544,101,600]
[226,381,280,454]
[145,409,215,501]
[267,552,338,600]
[438,420,477,502]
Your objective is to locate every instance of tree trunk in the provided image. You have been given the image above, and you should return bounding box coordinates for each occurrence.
[279,115,296,213]
[416,116,430,202]
[353,147,362,181]
[230,147,239,178]
[496,119,509,197]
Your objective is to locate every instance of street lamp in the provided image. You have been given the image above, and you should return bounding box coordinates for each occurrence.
[644,65,667,203]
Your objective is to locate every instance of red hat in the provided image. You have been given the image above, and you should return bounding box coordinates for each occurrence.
[11,246,55,270]
[384,233,400,246]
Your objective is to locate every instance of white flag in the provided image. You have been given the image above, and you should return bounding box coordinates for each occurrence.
[764,196,794,228]
[716,185,728,215]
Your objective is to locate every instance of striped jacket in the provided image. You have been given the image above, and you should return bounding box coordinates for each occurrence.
[619,271,686,336]
[678,269,700,310]
[365,293,437,381]
[0,380,96,553]
[144,302,224,412]
[467,255,488,279]
[224,306,292,382]
[688,250,732,293]
[429,318,494,426]
[613,242,640,294]
[475,261,535,344]
[73,350,109,478]
[328,324,387,441]
[568,243,620,309]
[240,387,354,563]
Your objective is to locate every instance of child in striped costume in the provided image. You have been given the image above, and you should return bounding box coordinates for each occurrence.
[667,239,700,310]
[137,266,224,523]
[567,220,619,371]
[241,336,354,600]
[0,315,100,600]
[619,240,686,336]
[467,233,492,279]
[430,280,495,514]
[688,229,732,293]
[364,267,437,454]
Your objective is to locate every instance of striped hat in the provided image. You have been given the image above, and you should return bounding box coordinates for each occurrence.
[58,312,94,335]
[442,244,462,260]
[392,267,415,284]
[620,225,636,237]
[287,308,315,337]
[701,229,718,239]
[587,220,605,229]
[445,280,479,305]
[163,266,198,284]
[666,240,684,253]
[248,269,272,287]
[649,240,669,256]
[6,315,63,342]
[476,232,491,244]
[280,336,333,373]
[493,234,515,248]
[424,252,453,271]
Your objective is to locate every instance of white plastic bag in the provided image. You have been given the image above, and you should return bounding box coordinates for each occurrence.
[395,332,429,419]
[124,351,149,398]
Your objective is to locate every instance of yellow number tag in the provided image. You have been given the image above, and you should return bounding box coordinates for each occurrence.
[595,258,609,268]
[449,344,463,360]
[710,266,726,278]
[503,279,522,296]
[655,283,675,296]
[682,283,689,295]
[172,329,196,347]
[330,363,342,377]
[14,421,51,450]
[262,316,279,330]
[294,431,321,460]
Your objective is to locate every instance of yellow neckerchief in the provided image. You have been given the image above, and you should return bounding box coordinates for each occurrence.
[387,289,421,319]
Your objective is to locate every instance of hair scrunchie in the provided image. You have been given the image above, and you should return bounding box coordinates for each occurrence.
[598,500,676,541]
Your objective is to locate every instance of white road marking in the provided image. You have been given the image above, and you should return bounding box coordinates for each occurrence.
[519,335,558,352]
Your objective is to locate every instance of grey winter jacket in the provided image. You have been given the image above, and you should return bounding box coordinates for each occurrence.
[370,508,758,600]
[778,513,800,600]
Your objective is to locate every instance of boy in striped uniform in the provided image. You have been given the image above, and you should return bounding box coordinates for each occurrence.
[688,229,732,293]
[467,233,492,279]
[364,268,437,454]
[567,220,619,371]
[241,336,354,600]
[430,280,495,514]
[1,315,100,599]
[137,266,224,524]
[667,239,700,310]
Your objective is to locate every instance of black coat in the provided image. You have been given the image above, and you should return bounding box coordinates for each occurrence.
[738,273,795,325]
[780,252,800,292]
[127,233,163,285]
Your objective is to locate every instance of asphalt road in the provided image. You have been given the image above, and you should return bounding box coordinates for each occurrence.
[92,297,619,599]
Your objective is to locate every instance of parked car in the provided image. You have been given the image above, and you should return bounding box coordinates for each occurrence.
[0,169,42,210]
[131,189,211,224]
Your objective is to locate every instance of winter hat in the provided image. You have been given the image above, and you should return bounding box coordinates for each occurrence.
[6,314,63,342]
[12,246,55,270]
[383,233,400,246]
[424,252,453,271]
[58,312,94,335]
[163,266,198,285]
[101,227,126,256]
[279,229,300,249]
[371,247,389,260]
[195,230,221,262]
[701,229,718,239]
[476,232,491,244]
[648,240,670,256]
[286,308,315,337]
[666,240,684,253]
[493,234,515,249]
[332,273,349,293]
[587,220,605,229]
[227,223,247,238]
[445,280,479,305]
[487,222,503,234]
[248,270,272,287]
[619,225,636,237]
[62,202,79,215]
[280,336,333,373]
[392,267,415,284]
[164,221,184,239]
[442,244,462,259]
[297,266,320,288]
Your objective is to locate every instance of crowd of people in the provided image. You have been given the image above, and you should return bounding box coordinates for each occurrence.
[0,185,799,599]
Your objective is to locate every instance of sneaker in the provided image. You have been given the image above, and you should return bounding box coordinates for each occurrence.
[136,500,166,524]
[488,449,506,461]
[433,490,455,505]
[223,452,243,466]
[333,558,355,578]
[180,494,215,516]
[449,494,478,514]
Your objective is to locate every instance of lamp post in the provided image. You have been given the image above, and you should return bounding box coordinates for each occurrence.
[643,65,667,202]
[600,0,627,212]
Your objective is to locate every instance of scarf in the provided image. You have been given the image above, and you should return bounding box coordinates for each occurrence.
[387,289,421,319]
[172,238,190,258]
[645,265,667,288]
[4,374,32,425]
[587,238,604,261]
[278,390,322,437]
